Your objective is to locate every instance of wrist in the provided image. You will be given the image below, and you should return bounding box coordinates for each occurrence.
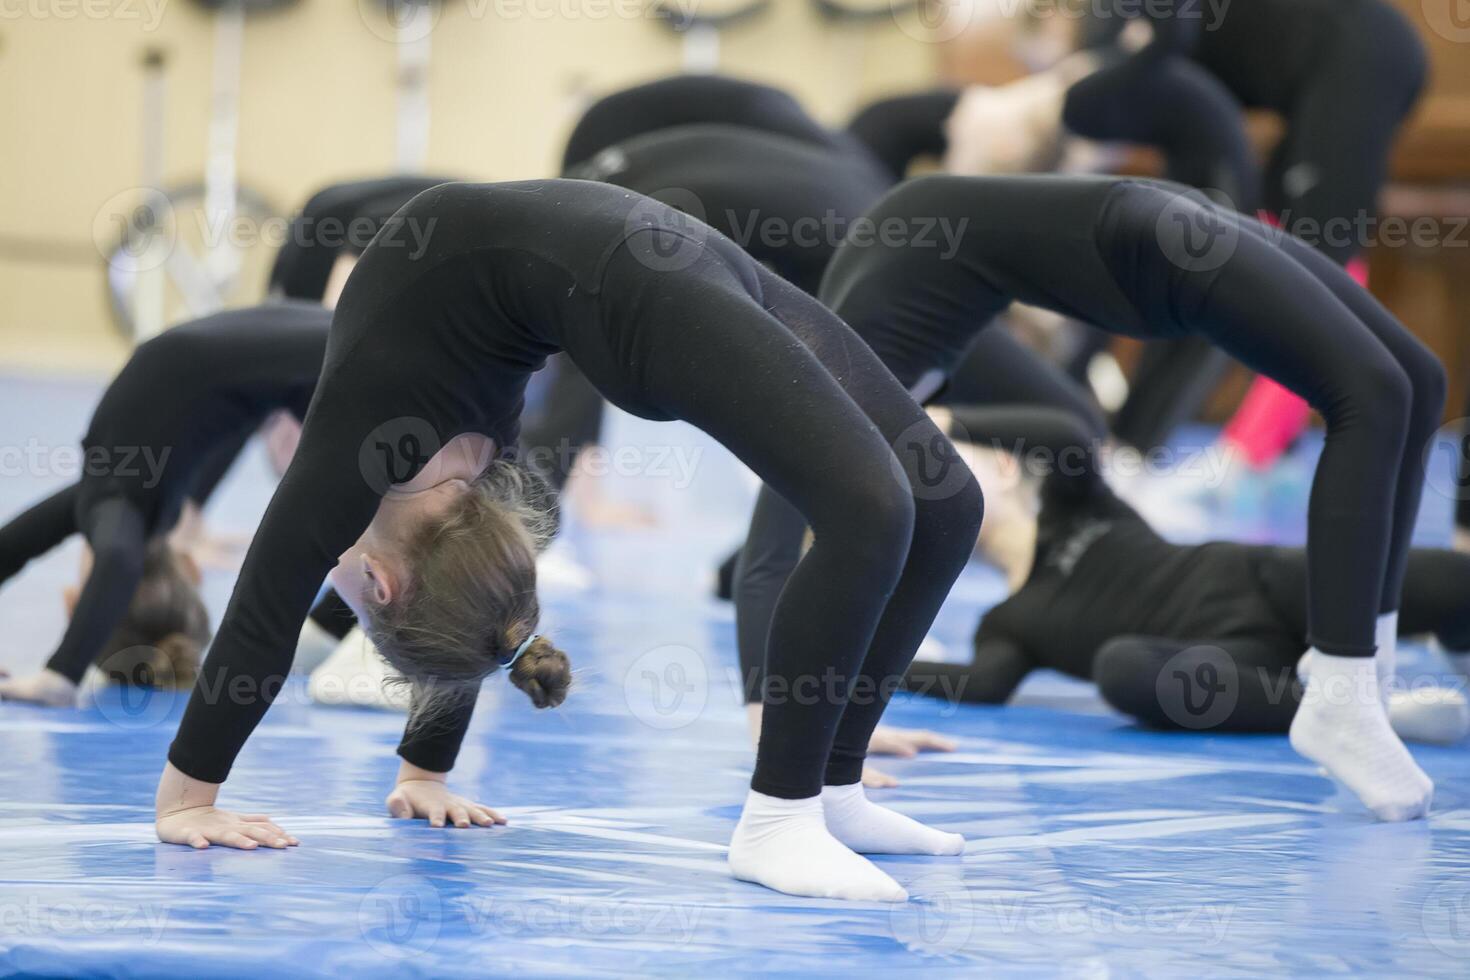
[156,761,220,818]
[396,759,448,785]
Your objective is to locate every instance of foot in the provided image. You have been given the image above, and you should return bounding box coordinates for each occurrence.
[307,628,411,711]
[1388,687,1470,746]
[1289,652,1433,821]
[728,790,907,901]
[821,782,965,856]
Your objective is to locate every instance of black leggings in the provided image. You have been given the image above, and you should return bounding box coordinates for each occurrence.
[1063,52,1260,214]
[1094,548,1470,732]
[1459,391,1470,533]
[596,242,982,798]
[731,326,1102,677]
[1145,196,1445,649]
[1212,0,1425,265]
[821,176,1444,655]
[1063,50,1260,449]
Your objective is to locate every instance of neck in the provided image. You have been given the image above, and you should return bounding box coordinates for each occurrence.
[393,433,495,493]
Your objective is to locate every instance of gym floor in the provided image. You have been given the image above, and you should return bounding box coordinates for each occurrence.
[2,374,1469,977]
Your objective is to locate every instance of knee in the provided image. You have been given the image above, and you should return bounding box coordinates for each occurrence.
[1093,638,1159,721]
[823,469,918,574]
[913,450,983,534]
[1333,356,1414,441]
[1401,340,1447,428]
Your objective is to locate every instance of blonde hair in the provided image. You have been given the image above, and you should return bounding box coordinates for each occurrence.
[366,461,572,718]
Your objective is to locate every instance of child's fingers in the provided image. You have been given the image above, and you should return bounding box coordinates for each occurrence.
[242,825,290,848]
[218,831,259,850]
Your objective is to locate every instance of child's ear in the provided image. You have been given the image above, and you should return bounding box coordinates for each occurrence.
[62,585,80,617]
[363,556,395,606]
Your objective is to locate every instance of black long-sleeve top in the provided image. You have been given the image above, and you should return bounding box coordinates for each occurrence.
[167,180,762,784]
[0,302,331,684]
[976,479,1279,683]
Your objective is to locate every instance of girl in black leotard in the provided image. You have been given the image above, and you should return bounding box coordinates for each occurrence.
[1079,0,1427,263]
[1078,0,1428,471]
[156,180,982,903]
[269,176,453,304]
[561,74,867,172]
[898,411,1470,744]
[849,41,1258,452]
[0,303,331,707]
[741,174,1444,821]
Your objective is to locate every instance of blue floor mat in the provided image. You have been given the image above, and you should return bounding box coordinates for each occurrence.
[1,374,1468,977]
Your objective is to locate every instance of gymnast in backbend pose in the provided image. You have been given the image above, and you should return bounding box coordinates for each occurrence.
[0,303,331,706]
[738,174,1444,821]
[1076,0,1428,469]
[561,73,871,176]
[566,115,1107,779]
[540,75,889,490]
[896,406,1470,744]
[154,180,982,903]
[849,21,1262,453]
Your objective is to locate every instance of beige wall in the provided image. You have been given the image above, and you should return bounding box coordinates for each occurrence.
[0,0,939,374]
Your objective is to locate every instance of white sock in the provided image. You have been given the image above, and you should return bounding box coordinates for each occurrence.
[820,783,965,856]
[1389,687,1470,745]
[1299,616,1399,708]
[1289,650,1433,821]
[728,790,907,902]
[1375,611,1399,704]
[307,628,411,711]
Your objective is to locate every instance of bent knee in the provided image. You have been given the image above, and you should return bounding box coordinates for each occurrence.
[818,470,917,570]
[1402,340,1448,421]
[1330,357,1413,438]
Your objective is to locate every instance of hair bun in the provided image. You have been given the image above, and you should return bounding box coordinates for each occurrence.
[508,635,571,708]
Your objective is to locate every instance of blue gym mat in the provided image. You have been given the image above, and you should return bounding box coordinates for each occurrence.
[1,373,1468,978]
